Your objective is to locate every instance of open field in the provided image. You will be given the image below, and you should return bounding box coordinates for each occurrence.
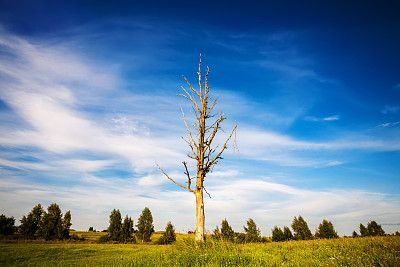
[1,235,399,266]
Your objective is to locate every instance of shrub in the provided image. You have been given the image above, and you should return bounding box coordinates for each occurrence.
[156,221,176,245]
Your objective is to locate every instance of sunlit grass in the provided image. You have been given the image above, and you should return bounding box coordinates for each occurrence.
[1,235,399,266]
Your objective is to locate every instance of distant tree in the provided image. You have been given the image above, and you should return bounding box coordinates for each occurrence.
[156,221,176,244]
[88,226,94,232]
[221,219,235,242]
[120,215,135,243]
[395,231,400,236]
[38,203,71,240]
[367,221,385,236]
[283,226,293,241]
[20,204,43,238]
[315,220,338,239]
[291,215,312,240]
[243,218,260,243]
[108,209,122,241]
[359,223,368,237]
[136,207,154,243]
[0,214,15,235]
[62,210,72,239]
[271,226,284,242]
[352,231,359,238]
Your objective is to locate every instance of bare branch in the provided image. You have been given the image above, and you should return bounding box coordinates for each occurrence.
[183,75,201,98]
[156,162,195,193]
[204,113,226,153]
[181,105,198,149]
[182,161,194,189]
[203,186,211,199]
[206,95,220,117]
[206,121,237,170]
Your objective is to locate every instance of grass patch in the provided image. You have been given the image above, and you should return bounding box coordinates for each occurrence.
[1,236,399,266]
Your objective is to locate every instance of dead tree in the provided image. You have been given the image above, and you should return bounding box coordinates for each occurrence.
[157,55,237,242]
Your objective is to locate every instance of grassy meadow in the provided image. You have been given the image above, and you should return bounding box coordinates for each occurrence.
[1,232,399,266]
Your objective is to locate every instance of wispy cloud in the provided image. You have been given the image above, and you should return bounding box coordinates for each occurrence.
[305,115,340,122]
[381,106,400,114]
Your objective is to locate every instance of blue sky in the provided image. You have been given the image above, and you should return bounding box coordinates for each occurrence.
[0,0,399,235]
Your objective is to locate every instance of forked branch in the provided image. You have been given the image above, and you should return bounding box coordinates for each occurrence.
[156,162,195,193]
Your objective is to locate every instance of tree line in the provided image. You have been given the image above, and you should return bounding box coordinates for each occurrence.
[1,205,397,244]
[98,207,176,245]
[0,203,71,240]
[212,215,392,243]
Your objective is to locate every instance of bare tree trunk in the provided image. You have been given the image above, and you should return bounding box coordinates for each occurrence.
[195,189,205,242]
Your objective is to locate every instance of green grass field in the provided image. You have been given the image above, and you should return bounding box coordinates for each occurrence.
[1,234,399,266]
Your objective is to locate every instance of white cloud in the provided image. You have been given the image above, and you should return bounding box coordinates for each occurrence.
[0,29,186,173]
[381,106,400,115]
[2,175,399,236]
[305,115,340,122]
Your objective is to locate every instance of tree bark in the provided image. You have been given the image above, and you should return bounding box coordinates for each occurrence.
[195,189,205,242]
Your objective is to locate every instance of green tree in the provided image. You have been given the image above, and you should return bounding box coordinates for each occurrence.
[156,221,176,244]
[243,218,260,243]
[315,219,338,239]
[20,204,43,238]
[0,214,15,235]
[221,219,235,242]
[136,207,154,243]
[367,221,385,236]
[38,203,70,240]
[108,209,122,241]
[62,211,72,239]
[271,226,284,242]
[360,223,368,237]
[291,215,312,240]
[283,226,293,241]
[120,215,135,243]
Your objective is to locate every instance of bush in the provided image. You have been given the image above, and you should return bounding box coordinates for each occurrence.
[156,221,176,245]
[235,233,246,244]
[70,234,85,241]
[98,234,111,243]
